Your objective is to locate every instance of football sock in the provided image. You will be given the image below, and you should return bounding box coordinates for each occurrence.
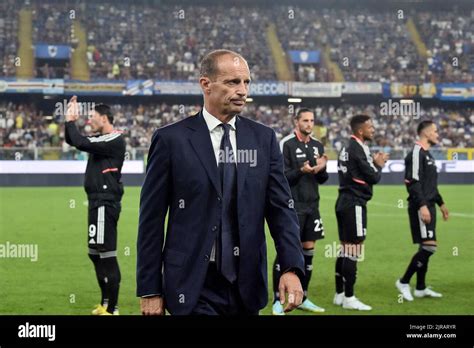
[400,245,435,288]
[416,246,436,290]
[102,256,121,314]
[88,253,108,306]
[335,250,344,294]
[302,248,314,301]
[342,256,357,298]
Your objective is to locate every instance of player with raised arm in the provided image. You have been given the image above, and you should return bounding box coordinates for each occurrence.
[65,96,126,315]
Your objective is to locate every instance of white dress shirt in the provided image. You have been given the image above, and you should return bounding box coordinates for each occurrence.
[202,107,238,262]
[202,107,237,167]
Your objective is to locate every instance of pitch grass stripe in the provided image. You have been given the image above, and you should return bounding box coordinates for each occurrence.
[0,185,472,315]
[319,195,474,219]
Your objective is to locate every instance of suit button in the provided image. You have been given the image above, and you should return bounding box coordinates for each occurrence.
[204,255,209,261]
[217,197,221,201]
[212,225,217,231]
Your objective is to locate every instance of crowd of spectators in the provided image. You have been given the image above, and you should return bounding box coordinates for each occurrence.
[82,3,276,81]
[4,1,473,83]
[32,1,73,45]
[1,102,471,158]
[417,11,474,83]
[275,7,426,82]
[0,0,21,77]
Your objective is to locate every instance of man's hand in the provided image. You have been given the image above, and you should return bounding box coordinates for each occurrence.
[440,204,449,221]
[312,154,328,174]
[140,296,165,315]
[65,95,80,122]
[373,152,389,168]
[419,205,431,224]
[278,271,304,313]
[300,161,313,174]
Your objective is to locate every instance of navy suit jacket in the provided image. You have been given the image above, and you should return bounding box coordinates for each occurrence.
[136,111,304,315]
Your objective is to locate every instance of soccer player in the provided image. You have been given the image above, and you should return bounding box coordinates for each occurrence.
[65,96,126,315]
[333,115,388,311]
[272,108,328,315]
[396,120,449,301]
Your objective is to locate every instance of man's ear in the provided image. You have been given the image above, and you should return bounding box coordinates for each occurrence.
[199,77,211,95]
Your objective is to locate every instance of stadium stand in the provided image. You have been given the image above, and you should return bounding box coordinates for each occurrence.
[2,0,470,82]
[1,102,471,157]
[417,10,474,83]
[0,0,21,77]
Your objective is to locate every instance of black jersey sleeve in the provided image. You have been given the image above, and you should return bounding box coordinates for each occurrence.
[352,143,381,185]
[405,146,428,208]
[315,142,328,184]
[282,139,303,185]
[65,121,124,157]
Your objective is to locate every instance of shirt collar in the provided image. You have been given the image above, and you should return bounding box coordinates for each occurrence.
[415,141,428,151]
[294,129,310,143]
[202,106,236,132]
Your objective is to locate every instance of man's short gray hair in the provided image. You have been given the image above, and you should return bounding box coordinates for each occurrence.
[200,49,247,79]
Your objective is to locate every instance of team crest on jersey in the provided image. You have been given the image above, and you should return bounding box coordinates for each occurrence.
[313,146,319,157]
[339,148,349,161]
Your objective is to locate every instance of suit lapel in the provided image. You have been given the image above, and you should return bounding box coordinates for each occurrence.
[188,112,222,197]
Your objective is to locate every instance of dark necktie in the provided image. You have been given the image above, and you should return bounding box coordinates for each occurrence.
[218,123,238,283]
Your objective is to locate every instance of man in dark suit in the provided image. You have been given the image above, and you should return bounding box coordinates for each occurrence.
[137,49,304,315]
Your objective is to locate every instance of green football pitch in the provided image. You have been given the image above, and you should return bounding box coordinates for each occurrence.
[0,185,472,315]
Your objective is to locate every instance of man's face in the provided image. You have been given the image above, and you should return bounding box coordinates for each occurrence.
[360,119,375,141]
[424,123,439,145]
[200,55,251,117]
[295,112,314,136]
[89,111,106,133]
